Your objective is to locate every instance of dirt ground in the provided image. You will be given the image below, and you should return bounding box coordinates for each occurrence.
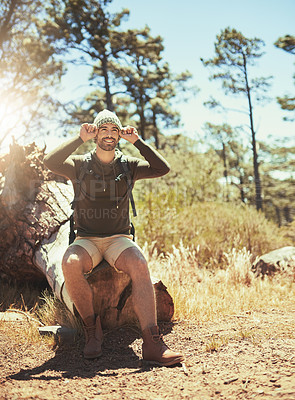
[0,307,294,400]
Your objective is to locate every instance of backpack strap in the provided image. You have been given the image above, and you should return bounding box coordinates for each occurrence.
[69,153,92,244]
[71,152,92,210]
[119,154,137,217]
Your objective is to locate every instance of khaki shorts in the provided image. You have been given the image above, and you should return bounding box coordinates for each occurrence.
[69,234,143,273]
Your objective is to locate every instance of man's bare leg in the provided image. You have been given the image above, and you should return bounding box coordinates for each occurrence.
[62,245,103,358]
[62,245,95,325]
[115,246,184,366]
[115,247,157,331]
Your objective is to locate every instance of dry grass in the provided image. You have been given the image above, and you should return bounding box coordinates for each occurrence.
[0,311,54,350]
[144,242,295,322]
[35,290,83,331]
[0,293,81,350]
[3,241,293,329]
[0,281,43,312]
[136,201,291,263]
[1,242,293,334]
[1,201,292,330]
[0,287,82,342]
[1,200,293,356]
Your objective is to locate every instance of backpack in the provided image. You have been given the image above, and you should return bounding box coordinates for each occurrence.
[69,152,137,245]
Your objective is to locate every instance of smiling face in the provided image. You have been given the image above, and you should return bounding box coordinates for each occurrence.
[95,123,120,151]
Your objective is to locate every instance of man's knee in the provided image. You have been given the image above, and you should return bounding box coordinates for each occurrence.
[62,245,92,275]
[115,247,150,279]
[127,252,150,280]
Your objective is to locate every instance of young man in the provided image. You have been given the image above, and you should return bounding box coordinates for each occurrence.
[44,109,184,366]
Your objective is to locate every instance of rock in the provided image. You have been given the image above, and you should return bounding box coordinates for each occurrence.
[38,325,77,345]
[252,246,295,279]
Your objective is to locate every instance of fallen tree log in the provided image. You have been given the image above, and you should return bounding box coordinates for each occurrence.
[0,141,71,283]
[0,141,174,329]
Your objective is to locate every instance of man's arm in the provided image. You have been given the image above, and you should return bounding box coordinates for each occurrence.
[120,126,170,180]
[44,124,97,179]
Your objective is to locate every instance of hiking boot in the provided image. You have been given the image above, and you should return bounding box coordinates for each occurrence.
[142,325,184,366]
[83,315,103,359]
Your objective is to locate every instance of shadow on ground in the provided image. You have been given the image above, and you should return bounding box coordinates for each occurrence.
[9,322,176,381]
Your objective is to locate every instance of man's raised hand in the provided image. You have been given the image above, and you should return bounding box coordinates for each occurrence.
[119,126,139,144]
[80,123,98,142]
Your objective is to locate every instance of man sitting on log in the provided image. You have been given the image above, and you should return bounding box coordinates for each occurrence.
[44,109,184,366]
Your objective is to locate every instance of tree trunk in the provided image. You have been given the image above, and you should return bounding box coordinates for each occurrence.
[101,53,114,111]
[242,53,262,211]
[0,142,174,328]
[152,110,159,149]
[221,142,229,202]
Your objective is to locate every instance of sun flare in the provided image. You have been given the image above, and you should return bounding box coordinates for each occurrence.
[0,99,26,149]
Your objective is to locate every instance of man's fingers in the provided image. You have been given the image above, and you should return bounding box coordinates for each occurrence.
[121,126,137,135]
[82,123,97,134]
[90,124,97,133]
[87,124,97,133]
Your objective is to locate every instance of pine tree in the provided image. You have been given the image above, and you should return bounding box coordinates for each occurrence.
[202,27,272,211]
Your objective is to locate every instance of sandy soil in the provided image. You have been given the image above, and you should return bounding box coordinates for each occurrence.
[0,307,294,400]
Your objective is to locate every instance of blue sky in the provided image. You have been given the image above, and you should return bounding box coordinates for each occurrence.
[108,0,295,143]
[47,0,295,150]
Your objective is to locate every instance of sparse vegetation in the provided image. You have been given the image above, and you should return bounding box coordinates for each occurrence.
[35,291,83,332]
[145,242,294,322]
[0,202,293,332]
[136,200,291,264]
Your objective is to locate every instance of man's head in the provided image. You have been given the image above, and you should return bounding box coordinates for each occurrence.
[93,110,122,151]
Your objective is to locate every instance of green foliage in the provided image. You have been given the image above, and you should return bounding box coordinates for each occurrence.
[274,35,295,120]
[201,122,294,221]
[203,122,249,202]
[44,0,131,111]
[135,134,223,202]
[108,27,195,142]
[135,200,290,269]
[202,27,272,101]
[259,140,295,224]
[274,35,295,55]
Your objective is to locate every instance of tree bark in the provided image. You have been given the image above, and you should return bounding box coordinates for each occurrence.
[0,141,72,283]
[0,141,174,328]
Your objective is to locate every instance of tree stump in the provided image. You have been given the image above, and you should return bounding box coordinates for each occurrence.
[0,141,174,328]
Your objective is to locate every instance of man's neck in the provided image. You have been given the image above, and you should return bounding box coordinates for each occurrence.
[96,147,116,164]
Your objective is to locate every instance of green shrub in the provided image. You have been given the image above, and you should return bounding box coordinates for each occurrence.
[135,200,291,269]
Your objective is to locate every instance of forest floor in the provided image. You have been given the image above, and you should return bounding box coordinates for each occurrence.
[0,306,294,400]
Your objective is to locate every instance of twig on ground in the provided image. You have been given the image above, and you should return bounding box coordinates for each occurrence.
[5,309,44,326]
[182,362,189,375]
